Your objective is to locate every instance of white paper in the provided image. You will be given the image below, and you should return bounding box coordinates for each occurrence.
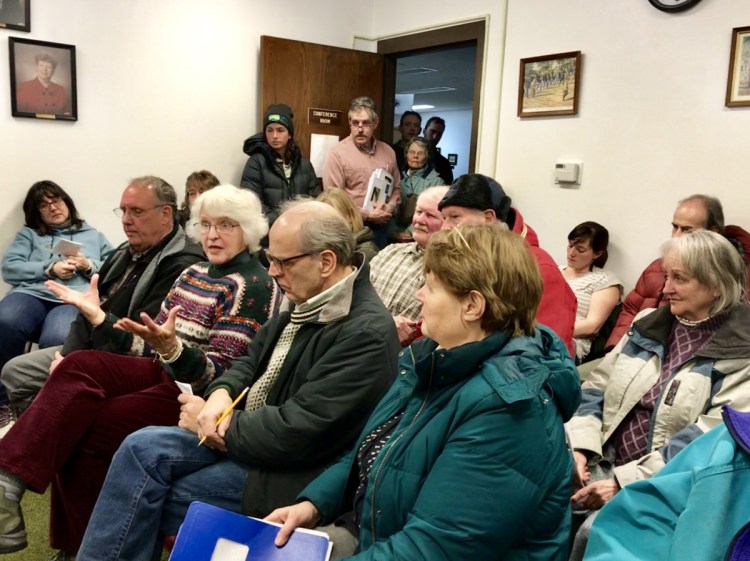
[52,239,83,256]
[210,537,249,561]
[362,168,394,211]
[175,381,193,395]
[310,133,341,177]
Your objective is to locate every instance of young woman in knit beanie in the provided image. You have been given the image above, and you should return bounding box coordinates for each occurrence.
[240,103,319,231]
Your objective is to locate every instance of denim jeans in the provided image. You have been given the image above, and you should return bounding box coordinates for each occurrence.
[0,292,78,404]
[77,426,248,561]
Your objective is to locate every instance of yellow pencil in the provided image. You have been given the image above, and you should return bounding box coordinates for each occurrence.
[197,386,249,447]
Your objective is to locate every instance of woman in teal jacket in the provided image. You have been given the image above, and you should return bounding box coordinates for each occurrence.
[267,224,580,560]
[584,406,750,561]
[0,181,111,405]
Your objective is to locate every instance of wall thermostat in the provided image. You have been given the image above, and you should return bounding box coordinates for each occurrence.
[555,162,581,184]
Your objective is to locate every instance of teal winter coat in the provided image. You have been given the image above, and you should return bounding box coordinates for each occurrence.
[300,325,580,561]
[585,406,750,561]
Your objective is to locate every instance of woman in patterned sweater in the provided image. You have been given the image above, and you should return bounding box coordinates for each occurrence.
[0,185,279,557]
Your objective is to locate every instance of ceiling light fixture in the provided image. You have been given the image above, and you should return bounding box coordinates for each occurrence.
[412,104,434,110]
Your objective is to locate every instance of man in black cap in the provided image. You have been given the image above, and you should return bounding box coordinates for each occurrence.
[240,103,319,226]
[439,174,576,356]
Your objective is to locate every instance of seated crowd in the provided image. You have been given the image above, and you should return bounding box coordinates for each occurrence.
[0,95,748,561]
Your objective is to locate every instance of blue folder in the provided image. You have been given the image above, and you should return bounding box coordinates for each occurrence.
[169,501,331,561]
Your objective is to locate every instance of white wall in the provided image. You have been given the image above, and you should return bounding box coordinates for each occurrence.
[496,0,750,291]
[0,0,373,293]
[4,0,749,296]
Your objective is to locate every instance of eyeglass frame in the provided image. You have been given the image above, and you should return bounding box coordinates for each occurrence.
[264,249,314,272]
[112,204,167,219]
[349,119,376,130]
[195,221,242,235]
[37,197,65,211]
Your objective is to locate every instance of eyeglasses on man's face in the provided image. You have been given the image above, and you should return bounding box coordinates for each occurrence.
[349,120,374,130]
[264,249,313,272]
[196,221,241,235]
[38,197,64,211]
[113,205,166,219]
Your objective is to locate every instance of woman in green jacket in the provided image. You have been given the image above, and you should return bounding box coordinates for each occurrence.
[267,224,580,560]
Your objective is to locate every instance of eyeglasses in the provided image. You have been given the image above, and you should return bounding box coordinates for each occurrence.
[38,197,64,211]
[264,249,312,272]
[406,150,426,157]
[113,205,166,218]
[349,120,373,129]
[196,221,241,235]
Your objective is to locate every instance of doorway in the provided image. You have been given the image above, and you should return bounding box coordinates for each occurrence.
[378,20,485,178]
[391,44,477,178]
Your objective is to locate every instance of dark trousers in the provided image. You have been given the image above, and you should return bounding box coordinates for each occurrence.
[0,350,181,552]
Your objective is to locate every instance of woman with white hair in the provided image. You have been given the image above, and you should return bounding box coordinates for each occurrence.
[0,185,279,559]
[567,229,750,561]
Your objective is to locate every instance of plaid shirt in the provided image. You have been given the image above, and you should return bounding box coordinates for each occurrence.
[369,242,424,321]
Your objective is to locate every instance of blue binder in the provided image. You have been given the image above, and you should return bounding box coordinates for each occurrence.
[169,501,331,561]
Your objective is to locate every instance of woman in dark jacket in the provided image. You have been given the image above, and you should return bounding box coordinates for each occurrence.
[240,104,319,226]
[267,224,581,561]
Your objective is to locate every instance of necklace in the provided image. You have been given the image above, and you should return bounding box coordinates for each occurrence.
[675,315,712,327]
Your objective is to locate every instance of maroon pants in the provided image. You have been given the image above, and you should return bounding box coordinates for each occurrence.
[0,350,182,552]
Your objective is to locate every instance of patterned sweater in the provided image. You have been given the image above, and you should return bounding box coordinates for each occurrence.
[99,251,280,393]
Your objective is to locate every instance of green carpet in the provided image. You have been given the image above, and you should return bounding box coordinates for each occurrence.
[4,490,54,560]
[4,491,170,560]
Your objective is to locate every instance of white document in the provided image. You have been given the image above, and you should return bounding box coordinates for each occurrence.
[362,168,394,211]
[174,381,193,395]
[52,239,83,256]
[310,133,341,177]
[210,537,249,561]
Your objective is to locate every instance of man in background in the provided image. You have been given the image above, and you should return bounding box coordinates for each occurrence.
[324,96,401,248]
[1,176,204,419]
[370,186,449,346]
[423,116,453,185]
[391,110,422,172]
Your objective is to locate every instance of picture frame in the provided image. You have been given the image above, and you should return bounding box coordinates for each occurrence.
[725,26,750,108]
[0,0,29,32]
[9,37,77,121]
[517,51,581,118]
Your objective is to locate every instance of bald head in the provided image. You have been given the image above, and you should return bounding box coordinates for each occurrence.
[274,200,355,266]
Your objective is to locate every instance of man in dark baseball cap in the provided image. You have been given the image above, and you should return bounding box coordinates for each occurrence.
[439,174,576,357]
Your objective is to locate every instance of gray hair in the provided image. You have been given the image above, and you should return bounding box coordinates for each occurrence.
[679,194,725,234]
[661,230,746,315]
[186,185,268,252]
[405,136,429,155]
[419,185,450,204]
[349,96,378,121]
[280,200,355,266]
[129,176,178,223]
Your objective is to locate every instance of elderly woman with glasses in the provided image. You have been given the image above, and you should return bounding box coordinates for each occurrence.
[0,181,111,410]
[567,229,750,561]
[0,185,280,558]
[266,224,580,561]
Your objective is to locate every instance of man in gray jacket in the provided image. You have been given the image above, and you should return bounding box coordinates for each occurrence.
[76,201,400,561]
[0,176,204,420]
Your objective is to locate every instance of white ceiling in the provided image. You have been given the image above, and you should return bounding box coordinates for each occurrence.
[394,44,477,114]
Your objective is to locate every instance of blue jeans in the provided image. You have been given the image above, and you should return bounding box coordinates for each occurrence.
[0,292,78,404]
[77,426,248,561]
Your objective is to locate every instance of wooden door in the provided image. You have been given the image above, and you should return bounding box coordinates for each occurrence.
[260,35,385,160]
